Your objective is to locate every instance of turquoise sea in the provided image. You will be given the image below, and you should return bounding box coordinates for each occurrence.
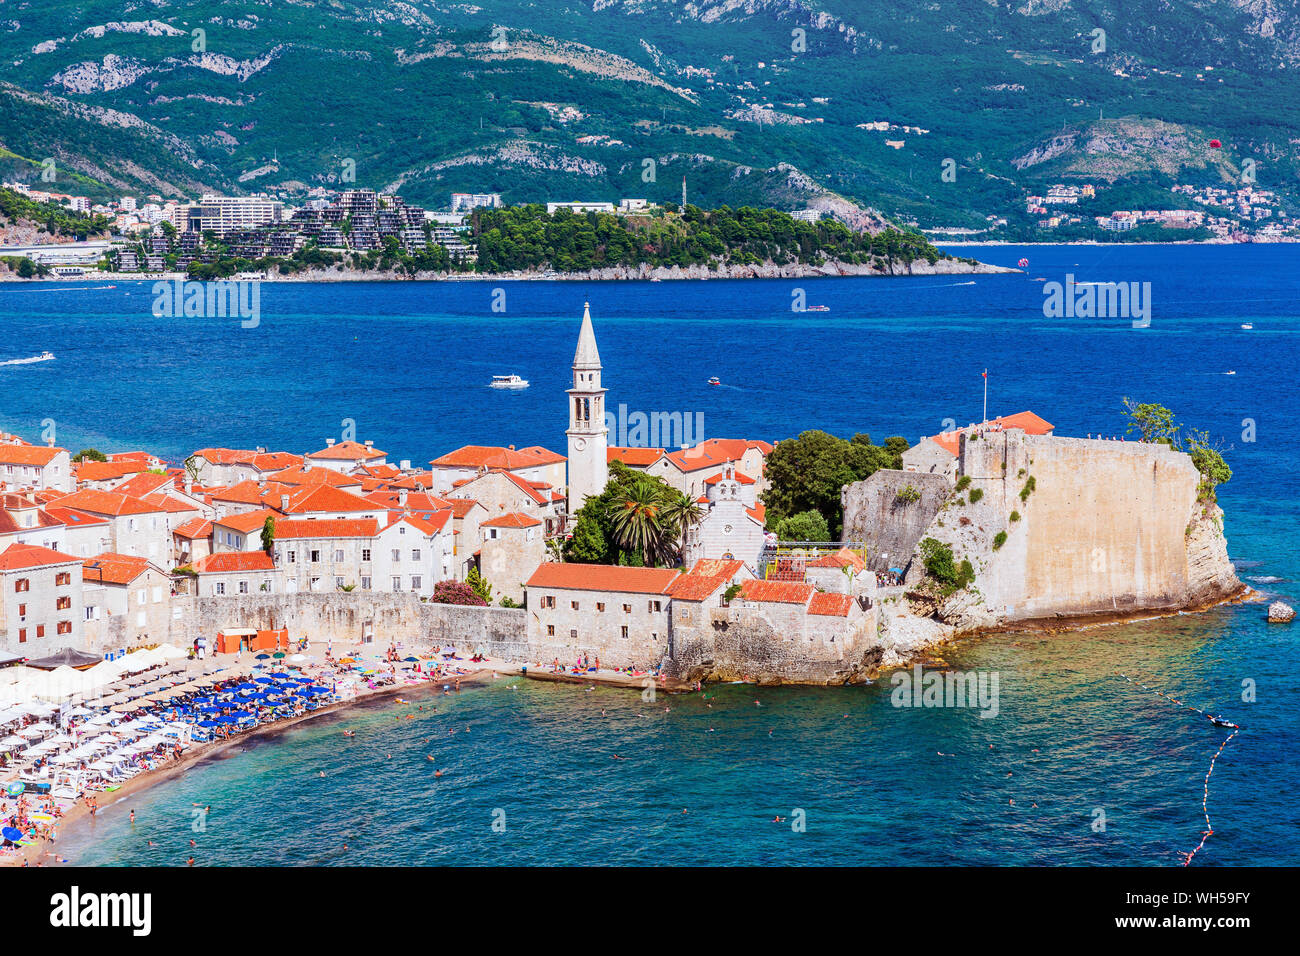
[2,243,1296,866]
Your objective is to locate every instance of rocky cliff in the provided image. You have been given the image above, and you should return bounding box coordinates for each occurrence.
[883,431,1245,632]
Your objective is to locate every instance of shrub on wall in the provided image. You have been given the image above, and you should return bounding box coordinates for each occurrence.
[969,488,984,503]
[955,475,971,492]
[1009,510,1021,522]
[1019,476,1036,502]
[993,530,1008,550]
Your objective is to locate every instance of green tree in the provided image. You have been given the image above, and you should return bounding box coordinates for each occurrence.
[466,567,495,604]
[1122,398,1179,445]
[260,516,275,555]
[607,481,670,567]
[774,509,832,542]
[73,448,107,462]
[762,430,898,536]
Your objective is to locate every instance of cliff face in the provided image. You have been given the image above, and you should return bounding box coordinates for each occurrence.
[841,469,953,570]
[882,432,1242,632]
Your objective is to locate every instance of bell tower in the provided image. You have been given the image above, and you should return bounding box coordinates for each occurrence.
[566,302,609,512]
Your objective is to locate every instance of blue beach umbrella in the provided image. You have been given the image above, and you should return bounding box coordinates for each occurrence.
[254,677,274,684]
[255,654,271,660]
[196,720,219,728]
[270,672,290,679]
[5,783,24,797]
[2,826,23,842]
[215,715,238,723]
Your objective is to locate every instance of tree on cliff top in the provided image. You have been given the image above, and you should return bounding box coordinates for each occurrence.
[1121,399,1231,502]
[761,431,909,537]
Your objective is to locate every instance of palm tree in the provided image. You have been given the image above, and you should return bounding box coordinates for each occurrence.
[659,492,705,564]
[607,481,669,566]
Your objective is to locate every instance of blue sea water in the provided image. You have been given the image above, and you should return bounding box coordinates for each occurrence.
[3,243,1297,866]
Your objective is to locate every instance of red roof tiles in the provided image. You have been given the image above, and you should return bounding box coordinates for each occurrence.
[525,563,678,595]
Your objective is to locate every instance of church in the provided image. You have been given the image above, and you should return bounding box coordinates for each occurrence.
[565,302,609,512]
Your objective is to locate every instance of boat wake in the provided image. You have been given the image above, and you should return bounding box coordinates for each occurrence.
[0,352,55,366]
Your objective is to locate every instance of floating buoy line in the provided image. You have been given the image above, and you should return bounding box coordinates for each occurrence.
[1116,672,1242,866]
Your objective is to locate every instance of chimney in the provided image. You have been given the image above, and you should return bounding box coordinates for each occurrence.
[399,459,411,471]
[280,494,289,512]
[257,476,266,489]
[399,489,408,511]
[256,446,266,454]
[46,435,55,448]
[184,477,193,495]
[508,444,515,451]
[364,440,373,448]
[326,438,336,447]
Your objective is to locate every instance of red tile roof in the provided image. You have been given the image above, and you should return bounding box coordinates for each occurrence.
[0,542,81,571]
[306,440,386,461]
[213,509,278,534]
[661,438,771,474]
[273,518,378,539]
[383,510,452,535]
[82,553,153,585]
[190,551,276,574]
[688,559,748,579]
[173,517,213,539]
[0,445,65,467]
[141,493,200,514]
[43,506,109,529]
[739,579,814,604]
[363,490,453,511]
[54,489,164,517]
[808,592,854,617]
[445,499,484,519]
[481,512,542,529]
[192,448,259,465]
[704,469,755,485]
[113,472,175,498]
[525,563,678,595]
[926,411,1055,457]
[807,547,866,573]
[666,573,728,602]
[266,465,358,488]
[278,485,378,515]
[607,446,665,467]
[74,460,149,482]
[431,445,565,469]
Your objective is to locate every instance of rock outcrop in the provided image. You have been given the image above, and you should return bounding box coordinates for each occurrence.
[1268,601,1295,623]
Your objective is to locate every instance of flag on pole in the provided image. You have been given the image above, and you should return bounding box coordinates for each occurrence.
[982,370,987,379]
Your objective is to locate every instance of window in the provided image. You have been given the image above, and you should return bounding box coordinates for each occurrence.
[569,629,578,640]
[622,604,631,613]
[335,576,344,588]
[596,602,605,612]
[152,586,162,603]
[310,577,321,590]
[17,603,25,618]
[136,590,146,606]
[399,526,406,535]
[18,629,25,643]
[36,625,45,638]
[136,611,146,627]
[215,582,226,595]
[310,549,321,563]
[238,581,249,594]
[391,549,400,561]
[648,600,661,613]
[411,576,421,591]
[361,576,371,590]
[56,596,71,610]
[287,550,296,563]
[334,549,344,562]
[543,595,555,608]
[392,576,401,592]
[84,606,95,621]
[412,549,421,561]
[57,621,72,635]
[361,549,371,562]
[546,625,555,636]
[14,578,30,593]
[621,626,628,639]
[571,600,579,610]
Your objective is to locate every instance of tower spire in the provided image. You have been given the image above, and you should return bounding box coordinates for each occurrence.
[573,301,601,369]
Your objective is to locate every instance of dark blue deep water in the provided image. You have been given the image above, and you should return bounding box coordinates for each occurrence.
[3,243,1297,865]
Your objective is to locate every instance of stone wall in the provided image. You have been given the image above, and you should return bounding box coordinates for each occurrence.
[840,469,952,570]
[165,593,529,657]
[668,603,878,684]
[908,432,1242,629]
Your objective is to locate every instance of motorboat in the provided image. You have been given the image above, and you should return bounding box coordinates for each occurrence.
[489,374,529,389]
[805,304,830,312]
[707,377,721,386]
[1,351,54,365]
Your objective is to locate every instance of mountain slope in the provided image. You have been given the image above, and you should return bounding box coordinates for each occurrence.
[1,1,1297,230]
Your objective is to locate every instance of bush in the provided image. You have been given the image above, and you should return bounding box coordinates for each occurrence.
[774,509,832,542]
[955,475,971,492]
[993,531,1007,550]
[1019,476,1036,502]
[919,537,975,593]
[895,484,921,505]
[1009,510,1021,522]
[968,488,984,503]
[431,580,487,606]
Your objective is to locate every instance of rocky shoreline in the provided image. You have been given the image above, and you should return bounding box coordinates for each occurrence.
[3,256,1017,284]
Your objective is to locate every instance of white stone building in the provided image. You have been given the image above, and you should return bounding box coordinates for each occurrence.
[566,302,609,512]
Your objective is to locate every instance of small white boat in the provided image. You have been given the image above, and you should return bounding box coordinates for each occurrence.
[1,351,54,366]
[1240,323,1253,330]
[489,374,529,390]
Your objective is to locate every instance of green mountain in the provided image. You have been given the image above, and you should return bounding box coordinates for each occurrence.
[1,1,1297,231]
